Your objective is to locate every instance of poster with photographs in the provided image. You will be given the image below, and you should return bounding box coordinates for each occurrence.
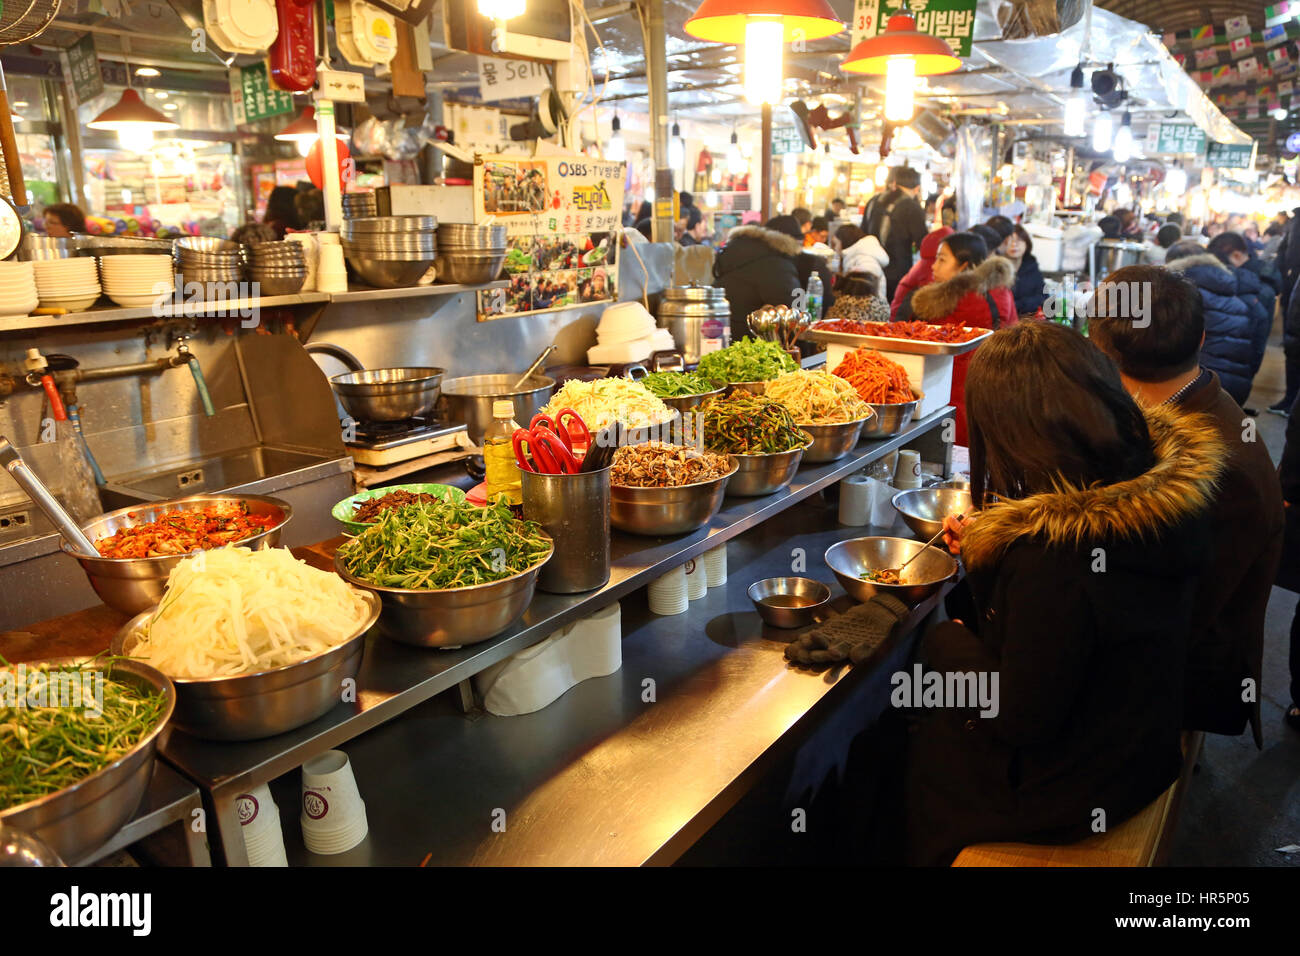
[475,154,625,320]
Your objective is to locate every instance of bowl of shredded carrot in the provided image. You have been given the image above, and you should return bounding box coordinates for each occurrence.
[831,348,921,437]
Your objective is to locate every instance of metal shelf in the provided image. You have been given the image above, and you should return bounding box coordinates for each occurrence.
[156,406,954,866]
[74,762,210,867]
[329,281,508,303]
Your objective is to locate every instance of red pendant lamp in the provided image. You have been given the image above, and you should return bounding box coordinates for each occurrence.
[841,4,961,123]
[86,88,177,131]
[684,0,842,43]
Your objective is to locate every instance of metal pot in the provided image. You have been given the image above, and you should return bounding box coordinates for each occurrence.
[1095,239,1146,279]
[329,367,445,422]
[438,373,556,444]
[659,284,731,364]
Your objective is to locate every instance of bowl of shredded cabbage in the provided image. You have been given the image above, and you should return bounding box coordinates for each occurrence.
[112,547,380,741]
[539,377,676,442]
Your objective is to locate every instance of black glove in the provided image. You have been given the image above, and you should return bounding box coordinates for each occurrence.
[784,594,910,668]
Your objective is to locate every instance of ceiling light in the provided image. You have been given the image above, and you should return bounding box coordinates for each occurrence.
[162,102,179,111]
[608,111,625,162]
[1112,110,1133,162]
[840,3,960,124]
[1273,107,1289,121]
[135,67,160,78]
[669,116,684,169]
[1092,110,1114,152]
[87,89,178,133]
[154,91,168,99]
[12,100,28,108]
[478,0,525,19]
[1063,64,1087,138]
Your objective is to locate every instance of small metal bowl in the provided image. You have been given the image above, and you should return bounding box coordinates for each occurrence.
[725,380,768,397]
[748,577,832,629]
[333,541,554,648]
[113,591,379,741]
[0,657,175,863]
[344,252,436,288]
[891,487,974,538]
[658,387,724,418]
[725,441,810,497]
[64,494,292,615]
[799,414,874,463]
[609,461,738,536]
[860,390,921,438]
[824,536,957,605]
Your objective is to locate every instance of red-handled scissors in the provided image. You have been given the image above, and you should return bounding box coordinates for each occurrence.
[512,427,580,474]
[528,407,591,452]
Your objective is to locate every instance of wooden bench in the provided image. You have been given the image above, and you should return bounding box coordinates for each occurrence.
[952,732,1203,867]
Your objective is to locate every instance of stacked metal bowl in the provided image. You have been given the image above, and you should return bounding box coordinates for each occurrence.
[174,236,243,291]
[246,241,307,296]
[340,215,438,288]
[436,223,507,285]
[342,192,378,219]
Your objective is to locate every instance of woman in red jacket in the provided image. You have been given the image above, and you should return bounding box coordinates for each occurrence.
[897,232,1016,446]
[890,226,952,319]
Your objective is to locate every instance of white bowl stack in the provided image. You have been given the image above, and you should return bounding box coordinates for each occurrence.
[33,257,102,312]
[0,261,39,317]
[99,255,175,308]
[587,301,676,365]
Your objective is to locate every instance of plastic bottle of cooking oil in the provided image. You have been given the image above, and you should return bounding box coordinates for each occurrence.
[483,400,523,506]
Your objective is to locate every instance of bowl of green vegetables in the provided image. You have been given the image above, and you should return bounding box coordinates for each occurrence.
[638,370,724,417]
[701,393,813,497]
[0,656,174,863]
[696,337,799,396]
[333,497,554,648]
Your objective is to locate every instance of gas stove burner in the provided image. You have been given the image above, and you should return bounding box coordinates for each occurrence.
[351,416,445,443]
[345,416,470,466]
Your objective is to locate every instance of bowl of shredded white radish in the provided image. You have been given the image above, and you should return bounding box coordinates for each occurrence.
[111,547,381,741]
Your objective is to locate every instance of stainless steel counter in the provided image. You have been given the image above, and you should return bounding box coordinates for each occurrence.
[157,406,954,865]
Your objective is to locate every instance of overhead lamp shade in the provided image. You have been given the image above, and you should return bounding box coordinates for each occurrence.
[87,88,178,131]
[840,14,962,75]
[275,106,318,142]
[684,0,842,43]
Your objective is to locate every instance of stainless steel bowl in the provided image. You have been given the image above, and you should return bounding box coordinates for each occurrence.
[891,487,974,538]
[175,236,240,254]
[113,591,380,741]
[609,461,737,536]
[19,235,76,260]
[657,387,724,417]
[333,544,553,648]
[341,215,437,234]
[79,236,174,256]
[435,253,506,285]
[725,380,768,397]
[251,274,307,296]
[800,415,873,464]
[439,373,556,444]
[725,443,808,497]
[0,657,175,862]
[63,494,292,615]
[748,576,832,628]
[824,536,957,604]
[860,392,921,438]
[330,367,444,422]
[344,252,436,288]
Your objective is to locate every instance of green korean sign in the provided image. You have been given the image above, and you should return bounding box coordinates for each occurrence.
[851,0,977,57]
[66,33,104,106]
[1204,141,1255,169]
[1154,123,1207,155]
[772,127,806,156]
[230,61,294,126]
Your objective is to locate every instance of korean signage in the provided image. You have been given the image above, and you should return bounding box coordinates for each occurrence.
[474,155,626,320]
[65,33,103,106]
[1204,140,1256,169]
[851,0,976,57]
[1154,123,1208,155]
[230,61,294,126]
[772,126,806,156]
[476,56,550,103]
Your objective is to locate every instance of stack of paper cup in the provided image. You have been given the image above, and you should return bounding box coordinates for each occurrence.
[647,564,688,615]
[300,751,368,855]
[315,240,348,293]
[238,783,288,867]
[685,557,708,600]
[703,543,728,587]
[895,449,923,489]
[839,474,872,526]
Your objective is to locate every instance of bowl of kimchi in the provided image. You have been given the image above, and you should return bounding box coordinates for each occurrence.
[62,494,292,615]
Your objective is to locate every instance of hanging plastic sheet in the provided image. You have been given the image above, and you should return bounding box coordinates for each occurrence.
[953,122,989,231]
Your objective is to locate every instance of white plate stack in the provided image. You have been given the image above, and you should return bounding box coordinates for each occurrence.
[588,301,676,365]
[0,261,39,318]
[99,255,175,308]
[33,257,102,312]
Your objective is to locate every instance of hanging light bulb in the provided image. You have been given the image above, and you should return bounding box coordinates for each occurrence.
[884,56,917,123]
[669,116,684,170]
[1063,64,1087,138]
[1112,110,1133,162]
[607,111,625,162]
[1092,110,1114,152]
[117,127,155,153]
[819,143,834,187]
[478,0,525,19]
[743,18,784,105]
[875,164,890,186]
[1165,163,1187,195]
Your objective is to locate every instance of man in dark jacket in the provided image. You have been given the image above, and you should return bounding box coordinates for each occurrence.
[1276,394,1300,731]
[1209,232,1279,344]
[1270,208,1300,413]
[1165,242,1265,406]
[861,166,926,301]
[712,222,803,342]
[765,215,834,315]
[1089,266,1284,747]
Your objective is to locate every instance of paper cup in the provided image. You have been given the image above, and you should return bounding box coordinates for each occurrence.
[300,751,368,854]
[839,474,871,526]
[704,543,728,587]
[648,565,688,615]
[237,784,288,867]
[685,558,708,600]
[895,449,923,490]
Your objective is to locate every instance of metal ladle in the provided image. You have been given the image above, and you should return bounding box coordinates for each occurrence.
[513,345,556,391]
[0,436,98,556]
[895,513,965,578]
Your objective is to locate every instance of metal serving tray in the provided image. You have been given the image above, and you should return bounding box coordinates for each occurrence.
[806,325,994,356]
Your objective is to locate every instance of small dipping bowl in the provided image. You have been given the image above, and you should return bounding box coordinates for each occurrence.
[747,576,832,629]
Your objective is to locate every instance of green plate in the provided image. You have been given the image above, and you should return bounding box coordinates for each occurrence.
[331,483,467,535]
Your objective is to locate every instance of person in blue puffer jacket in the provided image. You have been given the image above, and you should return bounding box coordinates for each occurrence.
[1209,234,1280,372]
[1165,241,1267,406]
